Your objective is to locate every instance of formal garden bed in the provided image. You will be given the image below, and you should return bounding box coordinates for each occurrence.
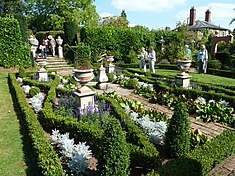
[8,69,235,176]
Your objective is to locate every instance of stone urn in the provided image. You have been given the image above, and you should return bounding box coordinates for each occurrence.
[56,36,63,46]
[106,55,115,73]
[177,59,192,76]
[73,68,94,86]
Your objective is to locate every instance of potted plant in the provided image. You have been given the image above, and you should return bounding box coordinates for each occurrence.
[73,43,94,84]
[177,45,192,76]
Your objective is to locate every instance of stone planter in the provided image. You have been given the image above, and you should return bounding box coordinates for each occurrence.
[177,59,192,76]
[73,68,94,85]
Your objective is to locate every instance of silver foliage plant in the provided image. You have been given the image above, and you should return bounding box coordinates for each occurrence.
[22,85,31,94]
[31,93,44,113]
[125,105,167,144]
[50,129,92,174]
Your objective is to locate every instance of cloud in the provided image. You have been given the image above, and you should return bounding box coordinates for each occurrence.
[111,0,186,12]
[175,3,235,24]
[99,12,115,18]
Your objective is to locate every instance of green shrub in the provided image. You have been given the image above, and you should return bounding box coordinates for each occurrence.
[158,130,235,176]
[0,17,31,68]
[64,21,78,45]
[98,118,130,176]
[29,86,40,97]
[165,102,190,158]
[208,59,222,69]
[128,48,138,64]
[18,66,26,78]
[9,74,65,175]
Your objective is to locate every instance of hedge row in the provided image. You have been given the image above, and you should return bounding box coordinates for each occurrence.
[0,17,31,68]
[8,73,65,176]
[125,69,235,107]
[42,83,161,169]
[98,95,161,169]
[208,68,235,79]
[158,130,235,176]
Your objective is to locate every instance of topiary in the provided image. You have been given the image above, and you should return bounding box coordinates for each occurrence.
[98,118,130,176]
[208,59,222,69]
[29,86,40,97]
[164,102,190,158]
[18,66,26,78]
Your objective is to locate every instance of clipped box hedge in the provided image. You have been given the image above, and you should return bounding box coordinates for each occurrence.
[8,73,65,176]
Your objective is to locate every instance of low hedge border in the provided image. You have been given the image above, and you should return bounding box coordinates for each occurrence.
[124,69,235,108]
[98,95,161,169]
[208,68,235,79]
[8,73,65,176]
[158,130,235,176]
[43,85,161,169]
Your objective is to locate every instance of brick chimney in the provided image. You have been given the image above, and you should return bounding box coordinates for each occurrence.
[205,9,211,23]
[189,7,196,26]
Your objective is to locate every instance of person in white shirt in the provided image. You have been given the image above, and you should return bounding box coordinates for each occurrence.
[197,45,208,73]
[139,47,148,72]
[148,46,156,73]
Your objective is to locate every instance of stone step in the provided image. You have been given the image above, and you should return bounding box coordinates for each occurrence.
[47,66,74,71]
[46,61,68,65]
[46,64,73,68]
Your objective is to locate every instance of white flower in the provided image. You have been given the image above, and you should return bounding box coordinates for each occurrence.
[208,99,215,103]
[62,79,68,84]
[57,84,64,89]
[198,97,206,105]
[130,111,139,121]
[22,85,31,94]
[219,100,229,107]
[124,105,131,114]
[17,77,23,83]
[134,73,139,76]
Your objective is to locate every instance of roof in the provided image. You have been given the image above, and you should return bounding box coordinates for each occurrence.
[189,20,228,31]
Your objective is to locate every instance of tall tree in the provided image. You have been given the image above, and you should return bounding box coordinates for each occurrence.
[101,10,129,28]
[25,0,99,31]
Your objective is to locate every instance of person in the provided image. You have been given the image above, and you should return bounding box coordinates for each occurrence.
[44,36,49,57]
[39,40,46,59]
[48,35,56,56]
[197,44,208,73]
[185,44,192,59]
[139,47,148,72]
[148,46,156,73]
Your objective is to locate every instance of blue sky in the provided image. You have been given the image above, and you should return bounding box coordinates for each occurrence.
[94,0,235,30]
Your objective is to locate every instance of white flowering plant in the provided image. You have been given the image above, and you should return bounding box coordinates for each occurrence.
[194,97,234,126]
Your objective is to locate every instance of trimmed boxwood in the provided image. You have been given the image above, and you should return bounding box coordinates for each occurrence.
[165,102,191,158]
[158,130,235,176]
[98,118,130,176]
[29,86,40,97]
[8,73,65,176]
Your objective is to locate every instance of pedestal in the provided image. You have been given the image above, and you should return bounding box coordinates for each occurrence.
[108,63,115,73]
[74,86,95,113]
[58,46,63,58]
[175,75,191,88]
[31,46,37,58]
[38,67,48,82]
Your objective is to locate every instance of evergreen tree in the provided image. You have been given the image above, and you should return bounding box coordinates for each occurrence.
[98,118,130,176]
[165,102,191,158]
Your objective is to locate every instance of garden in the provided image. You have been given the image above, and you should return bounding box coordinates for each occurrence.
[0,1,235,176]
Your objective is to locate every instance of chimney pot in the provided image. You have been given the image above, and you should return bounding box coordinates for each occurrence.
[205,9,211,23]
[189,6,196,26]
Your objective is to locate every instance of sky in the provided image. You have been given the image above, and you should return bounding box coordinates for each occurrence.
[94,0,235,31]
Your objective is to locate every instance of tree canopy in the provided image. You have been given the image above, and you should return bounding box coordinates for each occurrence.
[25,0,99,31]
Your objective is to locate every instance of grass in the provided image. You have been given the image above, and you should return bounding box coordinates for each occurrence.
[136,68,235,87]
[0,72,27,176]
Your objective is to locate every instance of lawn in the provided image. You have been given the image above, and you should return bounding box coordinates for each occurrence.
[144,68,235,87]
[0,72,27,176]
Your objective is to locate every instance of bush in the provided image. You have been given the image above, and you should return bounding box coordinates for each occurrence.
[9,74,65,175]
[165,102,190,158]
[64,21,78,45]
[0,17,31,68]
[128,48,138,64]
[208,59,222,69]
[98,118,130,176]
[29,86,40,97]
